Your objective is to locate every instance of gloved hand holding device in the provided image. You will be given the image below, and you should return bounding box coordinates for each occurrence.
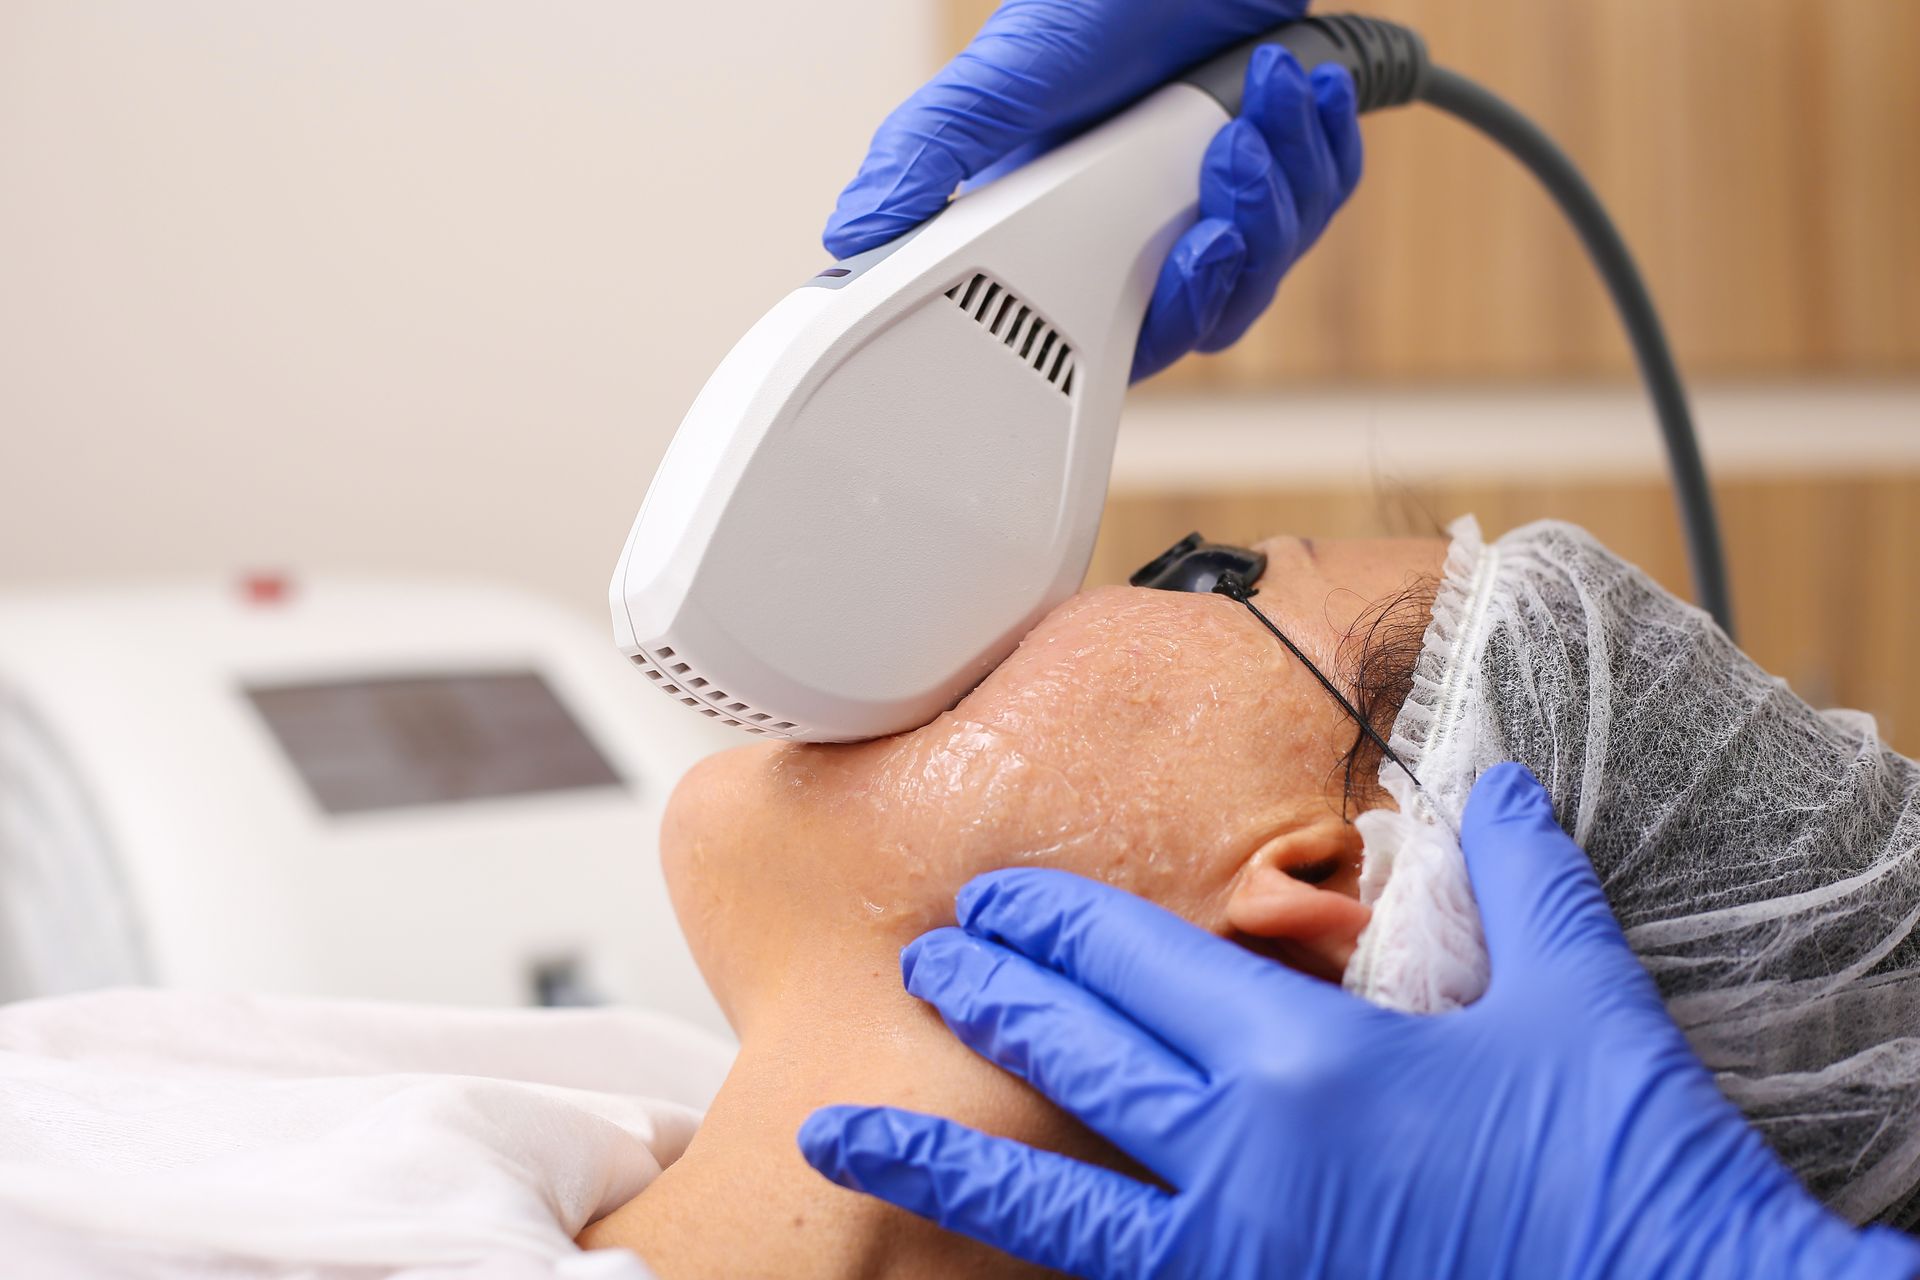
[825,0,1362,381]
[800,765,1920,1280]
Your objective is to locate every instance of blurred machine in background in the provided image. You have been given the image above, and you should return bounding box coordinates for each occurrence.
[0,575,735,1035]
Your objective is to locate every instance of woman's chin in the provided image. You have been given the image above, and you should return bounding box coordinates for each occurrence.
[658,743,784,1006]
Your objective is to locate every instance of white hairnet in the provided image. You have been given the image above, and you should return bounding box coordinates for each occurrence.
[1346,516,1920,1228]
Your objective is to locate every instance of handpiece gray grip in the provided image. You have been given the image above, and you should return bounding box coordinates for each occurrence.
[1181,14,1428,115]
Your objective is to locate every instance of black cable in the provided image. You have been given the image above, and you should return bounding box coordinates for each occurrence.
[1190,19,1732,634]
[1416,65,1735,637]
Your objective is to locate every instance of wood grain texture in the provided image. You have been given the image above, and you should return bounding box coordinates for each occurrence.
[1090,474,1920,755]
[939,0,1920,380]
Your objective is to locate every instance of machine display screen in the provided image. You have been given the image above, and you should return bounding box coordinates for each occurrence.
[245,671,624,815]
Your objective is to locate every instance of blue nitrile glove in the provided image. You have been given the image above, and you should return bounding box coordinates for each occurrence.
[800,764,1920,1280]
[824,1,1363,383]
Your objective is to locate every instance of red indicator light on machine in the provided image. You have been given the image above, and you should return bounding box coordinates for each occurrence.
[239,571,294,607]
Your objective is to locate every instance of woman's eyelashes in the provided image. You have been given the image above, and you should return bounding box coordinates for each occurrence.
[1285,855,1342,886]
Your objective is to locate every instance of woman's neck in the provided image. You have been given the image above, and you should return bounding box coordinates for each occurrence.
[579,952,1087,1278]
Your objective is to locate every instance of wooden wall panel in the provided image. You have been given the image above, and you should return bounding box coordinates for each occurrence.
[1088,474,1920,755]
[940,0,1920,381]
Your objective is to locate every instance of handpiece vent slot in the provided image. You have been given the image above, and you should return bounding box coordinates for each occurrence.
[630,644,791,738]
[945,273,1075,396]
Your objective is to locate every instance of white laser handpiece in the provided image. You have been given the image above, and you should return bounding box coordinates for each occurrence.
[610,81,1234,743]
[609,15,1720,742]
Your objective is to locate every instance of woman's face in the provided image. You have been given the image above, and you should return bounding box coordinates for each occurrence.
[662,535,1445,1031]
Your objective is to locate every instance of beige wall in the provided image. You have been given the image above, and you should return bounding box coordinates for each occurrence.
[0,1,934,616]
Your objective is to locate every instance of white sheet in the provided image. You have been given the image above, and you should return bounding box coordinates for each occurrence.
[0,988,736,1278]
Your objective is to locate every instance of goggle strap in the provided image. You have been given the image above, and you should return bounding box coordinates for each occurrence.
[1212,571,1419,791]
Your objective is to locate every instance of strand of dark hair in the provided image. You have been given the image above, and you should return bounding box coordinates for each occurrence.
[1333,574,1440,818]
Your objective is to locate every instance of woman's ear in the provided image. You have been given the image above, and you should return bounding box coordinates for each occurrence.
[1226,816,1373,984]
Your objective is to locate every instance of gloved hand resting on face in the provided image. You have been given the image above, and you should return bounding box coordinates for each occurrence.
[800,765,1920,1280]
[825,0,1362,381]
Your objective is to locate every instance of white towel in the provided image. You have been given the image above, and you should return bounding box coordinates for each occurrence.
[0,988,735,1278]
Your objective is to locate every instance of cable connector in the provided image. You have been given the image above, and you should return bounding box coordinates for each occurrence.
[1181,14,1429,116]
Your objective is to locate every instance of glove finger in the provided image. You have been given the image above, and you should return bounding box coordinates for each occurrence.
[1191,118,1293,355]
[1244,46,1339,245]
[825,4,1333,258]
[1311,63,1364,200]
[1458,763,1647,992]
[955,868,1365,1064]
[1131,217,1246,382]
[799,1105,1175,1279]
[824,30,1065,258]
[902,928,1211,1175]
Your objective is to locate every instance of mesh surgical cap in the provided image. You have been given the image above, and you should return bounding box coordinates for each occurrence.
[1346,516,1920,1229]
